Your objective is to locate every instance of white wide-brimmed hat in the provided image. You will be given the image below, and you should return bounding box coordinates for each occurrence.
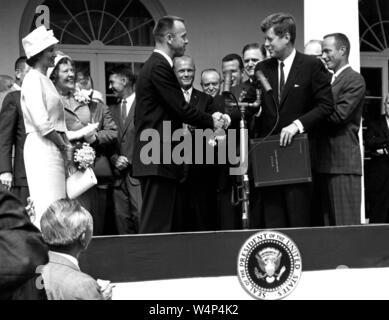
[47,51,72,79]
[22,25,59,59]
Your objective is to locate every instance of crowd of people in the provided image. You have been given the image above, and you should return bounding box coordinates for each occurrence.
[1,9,387,300]
[0,11,380,234]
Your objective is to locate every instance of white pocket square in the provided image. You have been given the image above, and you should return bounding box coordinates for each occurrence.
[294,84,300,88]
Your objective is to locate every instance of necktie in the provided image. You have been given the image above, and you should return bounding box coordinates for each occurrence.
[279,61,285,103]
[331,74,336,85]
[184,90,190,103]
[183,91,190,133]
[121,99,127,125]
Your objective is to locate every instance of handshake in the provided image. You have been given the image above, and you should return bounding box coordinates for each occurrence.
[212,112,231,130]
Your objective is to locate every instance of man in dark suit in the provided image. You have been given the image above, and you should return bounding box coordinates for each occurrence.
[0,187,48,300]
[0,57,31,206]
[133,16,226,234]
[172,55,219,231]
[315,33,366,226]
[364,97,389,223]
[108,65,142,234]
[252,13,334,228]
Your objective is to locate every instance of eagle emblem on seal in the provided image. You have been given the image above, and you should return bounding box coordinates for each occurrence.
[254,248,287,284]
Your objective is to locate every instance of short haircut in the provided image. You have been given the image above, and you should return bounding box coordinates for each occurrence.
[108,64,136,86]
[222,53,244,70]
[260,13,296,45]
[324,33,351,58]
[173,55,195,68]
[40,199,93,249]
[153,15,185,43]
[242,43,267,59]
[200,68,221,83]
[14,56,27,71]
[49,57,75,83]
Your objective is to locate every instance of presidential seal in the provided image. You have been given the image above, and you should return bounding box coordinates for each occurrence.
[237,231,302,300]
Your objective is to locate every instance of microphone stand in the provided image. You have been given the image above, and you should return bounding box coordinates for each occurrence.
[225,90,261,229]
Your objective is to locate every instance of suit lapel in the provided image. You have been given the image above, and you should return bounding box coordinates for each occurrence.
[279,52,303,108]
[190,89,200,110]
[265,59,279,106]
[122,100,135,137]
[382,116,389,141]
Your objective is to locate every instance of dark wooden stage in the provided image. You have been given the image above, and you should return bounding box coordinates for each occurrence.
[80,225,389,283]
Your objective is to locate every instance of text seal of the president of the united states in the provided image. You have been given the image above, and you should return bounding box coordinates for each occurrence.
[237,231,302,300]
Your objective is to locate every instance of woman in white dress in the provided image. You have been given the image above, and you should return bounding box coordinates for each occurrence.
[20,26,73,228]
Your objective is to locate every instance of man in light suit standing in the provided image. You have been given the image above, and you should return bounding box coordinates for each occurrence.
[109,65,142,234]
[252,13,334,228]
[315,33,366,226]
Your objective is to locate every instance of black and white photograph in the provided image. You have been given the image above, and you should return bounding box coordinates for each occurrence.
[0,0,389,304]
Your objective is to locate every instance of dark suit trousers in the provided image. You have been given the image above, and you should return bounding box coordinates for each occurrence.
[261,183,312,228]
[11,186,29,207]
[139,176,181,234]
[113,173,142,234]
[77,186,107,235]
[319,173,361,226]
[365,158,389,223]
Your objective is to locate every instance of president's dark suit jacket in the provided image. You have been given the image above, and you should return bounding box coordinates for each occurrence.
[0,91,28,187]
[253,51,334,137]
[133,52,214,180]
[315,67,366,175]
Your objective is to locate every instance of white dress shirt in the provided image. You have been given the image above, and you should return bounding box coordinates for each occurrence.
[278,49,296,86]
[278,49,304,133]
[181,87,193,103]
[12,83,21,91]
[122,93,136,117]
[331,64,350,84]
[154,49,173,67]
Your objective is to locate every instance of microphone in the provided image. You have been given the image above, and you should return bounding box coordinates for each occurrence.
[256,70,272,93]
[222,70,232,93]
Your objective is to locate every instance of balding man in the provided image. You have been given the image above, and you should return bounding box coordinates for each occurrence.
[200,69,221,98]
[173,55,219,231]
[304,40,323,57]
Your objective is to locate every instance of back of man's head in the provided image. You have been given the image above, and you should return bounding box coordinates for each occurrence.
[15,56,27,72]
[222,54,244,70]
[324,32,351,58]
[153,15,185,44]
[261,12,296,45]
[40,199,93,252]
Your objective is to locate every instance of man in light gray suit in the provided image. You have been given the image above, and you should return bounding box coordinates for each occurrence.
[316,33,366,226]
[40,199,114,300]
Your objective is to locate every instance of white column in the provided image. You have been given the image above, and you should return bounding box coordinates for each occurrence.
[305,0,366,224]
[304,0,360,71]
